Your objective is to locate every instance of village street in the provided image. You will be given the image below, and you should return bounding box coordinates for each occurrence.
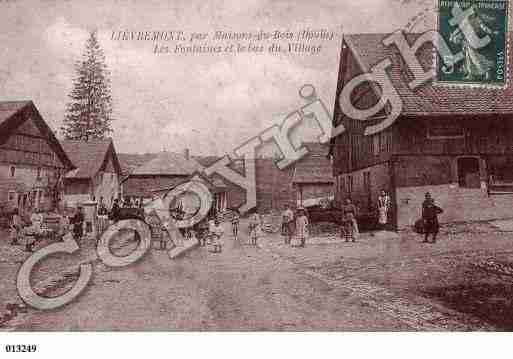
[2,219,513,331]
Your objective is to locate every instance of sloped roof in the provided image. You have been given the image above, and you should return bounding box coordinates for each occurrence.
[118,153,158,177]
[0,101,31,126]
[193,155,220,167]
[292,143,333,184]
[131,151,204,176]
[344,32,513,116]
[0,100,74,169]
[61,139,121,179]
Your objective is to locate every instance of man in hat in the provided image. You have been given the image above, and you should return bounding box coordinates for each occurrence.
[421,192,443,243]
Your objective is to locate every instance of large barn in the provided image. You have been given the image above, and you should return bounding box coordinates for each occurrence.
[330,33,513,229]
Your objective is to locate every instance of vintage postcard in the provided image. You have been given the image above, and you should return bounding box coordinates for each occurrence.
[2,0,513,352]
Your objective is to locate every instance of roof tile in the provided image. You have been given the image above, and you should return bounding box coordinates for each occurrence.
[344,33,513,116]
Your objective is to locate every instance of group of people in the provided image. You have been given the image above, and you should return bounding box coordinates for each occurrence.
[9,206,85,252]
[280,198,361,247]
[281,205,309,247]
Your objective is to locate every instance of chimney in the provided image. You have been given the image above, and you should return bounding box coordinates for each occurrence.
[184,148,190,160]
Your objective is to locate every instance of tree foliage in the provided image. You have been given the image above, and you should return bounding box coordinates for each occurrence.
[61,31,113,141]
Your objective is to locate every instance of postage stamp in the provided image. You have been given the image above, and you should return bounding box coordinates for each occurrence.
[436,0,509,87]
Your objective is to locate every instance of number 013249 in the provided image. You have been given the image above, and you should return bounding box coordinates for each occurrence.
[5,344,37,353]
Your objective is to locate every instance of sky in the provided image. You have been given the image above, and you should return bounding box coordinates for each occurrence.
[0,0,436,156]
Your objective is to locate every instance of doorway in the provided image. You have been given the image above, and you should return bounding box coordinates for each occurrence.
[457,157,480,188]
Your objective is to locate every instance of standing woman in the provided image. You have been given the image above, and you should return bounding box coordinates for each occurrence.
[97,200,109,236]
[377,190,391,230]
[281,204,295,245]
[296,207,309,248]
[10,208,22,245]
[231,209,240,240]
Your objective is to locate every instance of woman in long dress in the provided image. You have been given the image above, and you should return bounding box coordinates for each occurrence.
[377,190,391,230]
[296,208,309,248]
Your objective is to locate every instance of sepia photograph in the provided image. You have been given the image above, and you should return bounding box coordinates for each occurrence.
[0,0,513,356]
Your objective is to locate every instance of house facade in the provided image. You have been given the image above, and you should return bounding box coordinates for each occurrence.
[292,143,334,207]
[61,139,122,208]
[120,150,229,211]
[330,33,513,229]
[0,101,74,214]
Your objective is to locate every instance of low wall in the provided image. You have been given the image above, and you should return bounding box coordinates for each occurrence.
[396,183,513,228]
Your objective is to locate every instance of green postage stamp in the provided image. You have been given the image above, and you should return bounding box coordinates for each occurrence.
[437,0,509,87]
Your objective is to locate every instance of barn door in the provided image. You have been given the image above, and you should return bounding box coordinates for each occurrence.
[457,157,480,188]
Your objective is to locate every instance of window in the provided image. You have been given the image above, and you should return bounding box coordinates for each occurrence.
[372,134,379,156]
[363,171,371,190]
[8,191,16,202]
[348,175,353,193]
[337,175,344,194]
[9,166,15,177]
[37,167,42,179]
[427,124,465,139]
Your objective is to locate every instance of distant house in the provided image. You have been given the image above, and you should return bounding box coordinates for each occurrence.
[118,152,158,179]
[120,150,230,214]
[61,139,122,208]
[119,150,240,211]
[121,150,203,202]
[292,143,334,207]
[0,101,74,214]
[330,33,513,229]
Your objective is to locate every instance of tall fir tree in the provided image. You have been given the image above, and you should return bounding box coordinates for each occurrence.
[61,31,113,141]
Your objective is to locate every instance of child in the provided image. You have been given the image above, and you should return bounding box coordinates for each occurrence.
[146,210,166,250]
[296,208,309,248]
[249,211,262,246]
[231,210,240,240]
[209,219,224,253]
[341,198,358,243]
[341,215,355,242]
[58,215,70,241]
